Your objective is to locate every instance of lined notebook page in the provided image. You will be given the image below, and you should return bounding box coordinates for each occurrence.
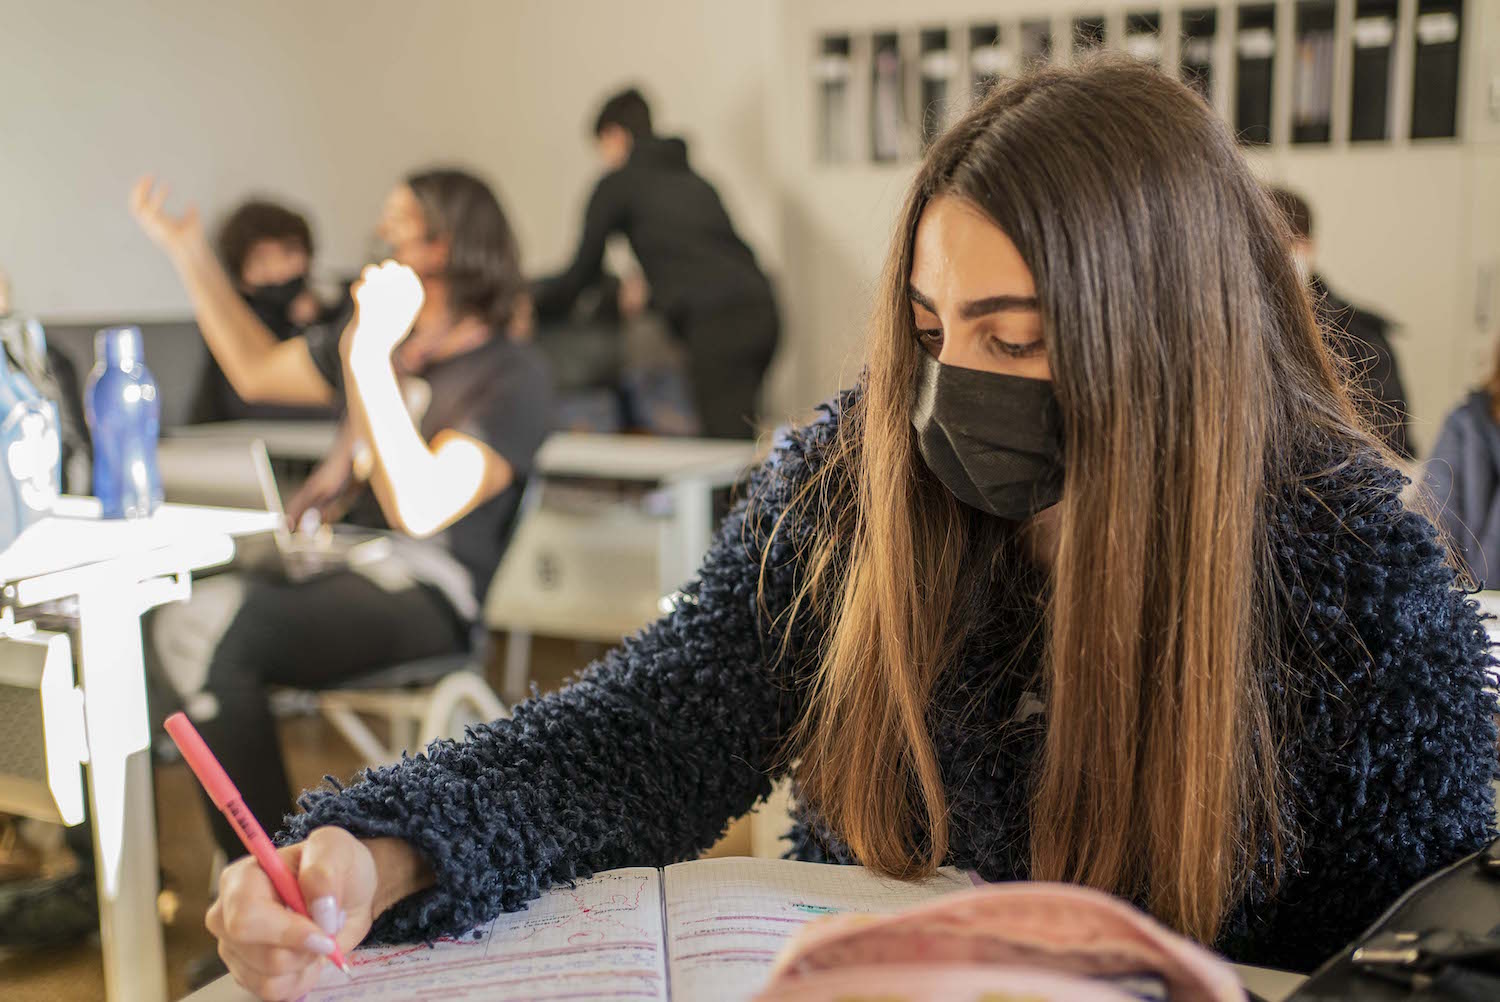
[306,868,668,1002]
[662,857,974,1002]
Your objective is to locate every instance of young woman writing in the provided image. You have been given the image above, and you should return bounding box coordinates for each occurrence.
[206,61,1496,1000]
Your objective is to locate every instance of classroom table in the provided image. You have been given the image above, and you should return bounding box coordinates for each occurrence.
[168,420,337,463]
[168,425,754,589]
[184,961,1307,1000]
[0,498,277,1002]
[168,421,762,702]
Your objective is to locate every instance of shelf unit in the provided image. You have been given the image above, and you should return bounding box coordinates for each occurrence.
[812,0,1473,166]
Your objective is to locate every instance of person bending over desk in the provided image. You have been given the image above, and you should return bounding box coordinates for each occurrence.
[206,62,1496,1000]
[129,167,552,864]
[533,87,779,440]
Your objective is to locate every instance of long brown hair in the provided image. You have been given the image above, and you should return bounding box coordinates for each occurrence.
[777,59,1378,943]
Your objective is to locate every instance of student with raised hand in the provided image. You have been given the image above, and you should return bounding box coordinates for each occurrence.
[191,197,340,423]
[533,87,779,440]
[128,168,552,869]
[206,61,1496,1000]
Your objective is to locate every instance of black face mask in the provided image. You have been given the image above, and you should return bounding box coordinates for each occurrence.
[243,275,309,334]
[910,351,1065,522]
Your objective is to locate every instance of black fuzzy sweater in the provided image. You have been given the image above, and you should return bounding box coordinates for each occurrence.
[282,395,1499,972]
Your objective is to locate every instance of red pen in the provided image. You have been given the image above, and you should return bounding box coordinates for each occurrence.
[163,712,353,978]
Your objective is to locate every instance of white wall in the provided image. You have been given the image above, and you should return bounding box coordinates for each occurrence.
[0,0,779,321]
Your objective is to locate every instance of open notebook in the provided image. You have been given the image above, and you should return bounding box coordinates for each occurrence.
[303,857,976,1002]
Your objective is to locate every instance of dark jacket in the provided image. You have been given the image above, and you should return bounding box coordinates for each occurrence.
[282,392,1498,972]
[533,136,773,325]
[1426,390,1500,587]
[1313,275,1412,458]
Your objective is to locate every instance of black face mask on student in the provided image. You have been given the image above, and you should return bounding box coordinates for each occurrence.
[910,351,1065,522]
[243,275,309,335]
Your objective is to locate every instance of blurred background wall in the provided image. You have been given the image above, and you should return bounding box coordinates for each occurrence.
[1,0,1497,448]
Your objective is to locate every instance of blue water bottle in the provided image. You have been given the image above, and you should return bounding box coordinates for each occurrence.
[0,346,61,548]
[86,325,163,519]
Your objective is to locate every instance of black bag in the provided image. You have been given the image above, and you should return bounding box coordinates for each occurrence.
[1287,838,1500,1001]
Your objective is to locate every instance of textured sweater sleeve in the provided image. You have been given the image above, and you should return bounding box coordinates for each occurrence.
[1227,471,1499,970]
[277,404,842,942]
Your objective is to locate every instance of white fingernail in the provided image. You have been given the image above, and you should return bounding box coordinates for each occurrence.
[310,896,340,936]
[304,932,337,956]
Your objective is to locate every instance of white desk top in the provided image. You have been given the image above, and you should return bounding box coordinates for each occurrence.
[0,498,277,586]
[173,421,762,484]
[186,963,1305,1001]
[169,420,337,462]
[534,432,758,484]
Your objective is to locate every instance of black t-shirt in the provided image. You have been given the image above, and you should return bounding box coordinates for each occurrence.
[190,296,341,424]
[302,321,553,606]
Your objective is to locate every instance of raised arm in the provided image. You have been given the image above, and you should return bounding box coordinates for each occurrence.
[531,175,624,322]
[129,176,333,407]
[338,262,518,537]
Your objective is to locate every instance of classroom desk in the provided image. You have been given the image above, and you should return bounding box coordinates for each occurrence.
[185,962,1306,1001]
[526,431,758,590]
[169,421,761,702]
[484,433,759,700]
[169,420,337,463]
[0,499,277,1002]
[168,426,755,589]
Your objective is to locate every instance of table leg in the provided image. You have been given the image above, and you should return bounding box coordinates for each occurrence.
[78,575,168,1002]
[659,476,714,597]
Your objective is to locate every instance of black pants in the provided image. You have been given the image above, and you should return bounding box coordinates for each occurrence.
[186,571,467,858]
[678,299,780,440]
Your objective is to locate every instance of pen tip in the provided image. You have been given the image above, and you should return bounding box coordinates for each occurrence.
[336,959,353,979]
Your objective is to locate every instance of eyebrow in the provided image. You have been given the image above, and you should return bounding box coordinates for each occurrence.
[908,285,1039,320]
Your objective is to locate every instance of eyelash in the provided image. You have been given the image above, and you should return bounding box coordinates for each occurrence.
[914,328,1045,359]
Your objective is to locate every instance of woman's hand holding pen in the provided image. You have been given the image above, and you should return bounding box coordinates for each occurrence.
[207,827,377,1001]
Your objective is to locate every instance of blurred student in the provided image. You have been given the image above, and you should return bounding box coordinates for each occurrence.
[534,87,778,439]
[129,168,552,863]
[1269,187,1412,457]
[205,63,1494,1000]
[1426,341,1500,585]
[193,199,340,423]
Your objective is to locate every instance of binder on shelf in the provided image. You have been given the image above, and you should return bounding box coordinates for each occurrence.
[1073,15,1108,57]
[1236,4,1277,145]
[1020,20,1052,68]
[1125,12,1164,67]
[1181,8,1218,103]
[920,28,955,149]
[1410,1,1463,139]
[1292,1,1336,144]
[1350,0,1398,142]
[871,32,905,163]
[969,23,1009,101]
[814,35,854,165]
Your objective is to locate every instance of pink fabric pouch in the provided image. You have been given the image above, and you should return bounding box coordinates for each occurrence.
[753,881,1246,1002]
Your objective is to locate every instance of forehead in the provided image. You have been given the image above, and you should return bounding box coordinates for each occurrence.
[910,195,1035,301]
[382,185,424,223]
[244,237,306,261]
